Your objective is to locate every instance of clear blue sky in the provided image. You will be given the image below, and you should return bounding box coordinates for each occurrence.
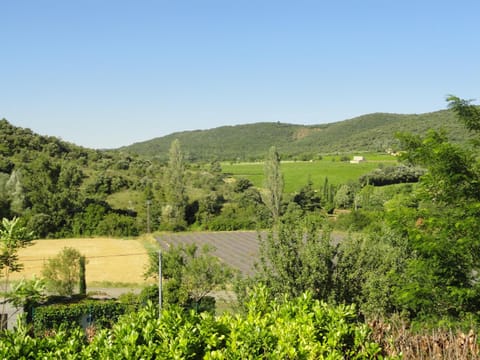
[1,0,479,149]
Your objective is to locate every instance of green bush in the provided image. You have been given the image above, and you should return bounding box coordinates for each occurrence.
[0,288,387,358]
[334,210,373,231]
[33,300,128,336]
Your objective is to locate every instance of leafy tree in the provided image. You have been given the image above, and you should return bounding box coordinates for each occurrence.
[365,96,480,321]
[334,183,355,209]
[21,157,84,237]
[145,244,234,310]
[96,212,139,237]
[161,139,187,231]
[4,171,25,216]
[0,217,34,326]
[0,217,33,286]
[42,247,84,296]
[257,210,335,301]
[233,177,253,193]
[333,224,411,317]
[71,201,108,236]
[208,160,224,186]
[196,193,225,226]
[206,186,269,230]
[6,276,46,324]
[447,95,480,135]
[397,129,480,202]
[0,156,14,173]
[292,179,322,213]
[262,146,284,222]
[0,174,12,219]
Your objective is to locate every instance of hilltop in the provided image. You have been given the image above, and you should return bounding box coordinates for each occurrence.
[121,109,471,161]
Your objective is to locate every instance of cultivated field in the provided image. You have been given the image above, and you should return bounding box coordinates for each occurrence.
[156,231,345,276]
[222,154,397,193]
[9,237,151,286]
[157,231,261,276]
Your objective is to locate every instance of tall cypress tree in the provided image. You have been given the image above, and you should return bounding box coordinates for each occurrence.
[162,139,187,231]
[79,255,86,296]
[262,146,283,223]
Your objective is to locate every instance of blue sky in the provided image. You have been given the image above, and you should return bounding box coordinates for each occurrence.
[1,0,479,149]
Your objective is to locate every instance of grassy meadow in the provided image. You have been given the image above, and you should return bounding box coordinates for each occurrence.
[9,237,154,287]
[222,153,398,193]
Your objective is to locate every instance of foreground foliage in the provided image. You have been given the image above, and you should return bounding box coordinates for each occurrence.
[0,288,386,359]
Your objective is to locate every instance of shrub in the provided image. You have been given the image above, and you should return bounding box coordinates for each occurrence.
[1,288,386,358]
[33,300,128,336]
[42,247,83,296]
[334,210,373,231]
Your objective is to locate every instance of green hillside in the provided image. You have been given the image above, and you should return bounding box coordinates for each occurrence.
[0,118,154,238]
[121,122,318,162]
[121,109,471,161]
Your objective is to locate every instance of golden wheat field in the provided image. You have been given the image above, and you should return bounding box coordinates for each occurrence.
[9,237,154,286]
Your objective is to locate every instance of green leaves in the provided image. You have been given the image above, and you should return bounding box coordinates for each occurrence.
[447,95,480,134]
[146,243,234,309]
[42,247,83,296]
[263,146,284,222]
[257,214,335,301]
[0,288,388,358]
[1,217,34,278]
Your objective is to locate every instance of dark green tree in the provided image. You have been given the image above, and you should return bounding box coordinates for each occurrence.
[21,157,84,237]
[79,255,87,296]
[292,179,322,213]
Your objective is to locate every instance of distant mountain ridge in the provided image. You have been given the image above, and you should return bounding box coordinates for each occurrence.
[121,109,470,161]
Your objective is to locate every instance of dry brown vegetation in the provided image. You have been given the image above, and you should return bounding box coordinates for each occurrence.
[10,237,153,286]
[370,319,479,359]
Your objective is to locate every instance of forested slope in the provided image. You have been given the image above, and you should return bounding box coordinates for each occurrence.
[0,119,152,238]
[122,109,471,161]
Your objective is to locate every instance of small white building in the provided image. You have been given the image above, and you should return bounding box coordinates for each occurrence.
[350,156,365,164]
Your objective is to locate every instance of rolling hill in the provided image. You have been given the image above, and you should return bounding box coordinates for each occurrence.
[121,109,471,161]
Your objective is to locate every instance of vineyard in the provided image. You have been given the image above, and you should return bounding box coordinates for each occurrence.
[156,231,345,276]
[156,231,261,275]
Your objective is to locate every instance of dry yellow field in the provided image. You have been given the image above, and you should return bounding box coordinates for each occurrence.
[9,237,154,286]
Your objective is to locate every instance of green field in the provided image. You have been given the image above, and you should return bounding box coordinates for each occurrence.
[223,153,398,193]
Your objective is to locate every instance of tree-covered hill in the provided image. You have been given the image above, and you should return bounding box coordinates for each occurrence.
[121,122,320,162]
[0,119,154,238]
[121,109,471,161]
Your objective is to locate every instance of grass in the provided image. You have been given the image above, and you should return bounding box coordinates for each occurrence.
[106,189,143,211]
[10,237,154,286]
[222,153,398,193]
